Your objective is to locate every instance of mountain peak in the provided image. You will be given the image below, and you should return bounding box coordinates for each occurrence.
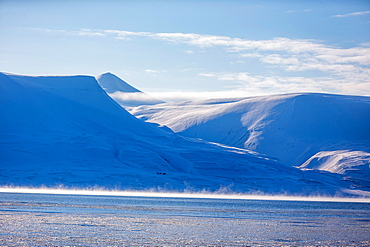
[96,72,141,94]
[96,72,164,107]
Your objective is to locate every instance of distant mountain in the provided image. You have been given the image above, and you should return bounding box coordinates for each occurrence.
[130,93,370,191]
[0,72,359,196]
[96,72,164,107]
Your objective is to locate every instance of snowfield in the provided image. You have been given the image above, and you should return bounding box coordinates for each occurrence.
[130,92,370,192]
[0,72,369,197]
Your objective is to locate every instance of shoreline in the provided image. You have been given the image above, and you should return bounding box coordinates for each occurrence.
[1,187,370,203]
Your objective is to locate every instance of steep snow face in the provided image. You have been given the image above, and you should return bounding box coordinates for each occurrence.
[130,93,370,190]
[96,72,164,107]
[1,72,357,195]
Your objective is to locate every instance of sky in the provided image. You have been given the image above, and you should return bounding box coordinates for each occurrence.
[1,0,370,101]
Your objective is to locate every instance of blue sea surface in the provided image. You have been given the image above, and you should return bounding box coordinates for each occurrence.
[1,192,369,246]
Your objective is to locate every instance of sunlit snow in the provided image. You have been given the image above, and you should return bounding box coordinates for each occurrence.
[1,72,369,197]
[130,92,370,191]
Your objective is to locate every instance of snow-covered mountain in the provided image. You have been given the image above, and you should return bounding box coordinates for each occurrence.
[96,72,164,107]
[130,93,370,191]
[1,72,361,196]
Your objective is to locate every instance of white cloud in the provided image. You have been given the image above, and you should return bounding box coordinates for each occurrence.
[230,60,245,65]
[333,11,370,18]
[184,50,194,54]
[198,72,370,97]
[181,68,200,72]
[114,30,369,69]
[37,28,370,66]
[109,92,161,104]
[104,30,150,37]
[76,29,106,37]
[285,9,311,14]
[198,73,217,78]
[144,75,370,102]
[37,28,370,96]
[145,69,167,74]
[240,53,263,58]
[33,28,106,37]
[116,36,131,41]
[260,54,300,65]
[146,90,254,102]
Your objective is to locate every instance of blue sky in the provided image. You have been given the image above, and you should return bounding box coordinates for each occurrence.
[1,0,370,100]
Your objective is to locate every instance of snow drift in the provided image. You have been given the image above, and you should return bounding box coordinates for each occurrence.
[96,72,164,107]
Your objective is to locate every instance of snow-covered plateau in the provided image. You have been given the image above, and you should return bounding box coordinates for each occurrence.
[1,72,369,197]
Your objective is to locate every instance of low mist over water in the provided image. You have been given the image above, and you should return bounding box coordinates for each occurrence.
[1,187,370,203]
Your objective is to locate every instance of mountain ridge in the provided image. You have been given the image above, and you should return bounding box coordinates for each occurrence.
[130,92,370,191]
[1,72,368,196]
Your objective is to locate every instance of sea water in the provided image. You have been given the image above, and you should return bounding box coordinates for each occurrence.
[1,192,369,246]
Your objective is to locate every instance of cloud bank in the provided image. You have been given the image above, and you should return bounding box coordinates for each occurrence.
[36,28,370,98]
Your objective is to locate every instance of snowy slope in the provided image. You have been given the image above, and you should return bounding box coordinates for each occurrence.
[1,72,360,196]
[130,93,370,190]
[96,72,164,107]
[299,150,370,189]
